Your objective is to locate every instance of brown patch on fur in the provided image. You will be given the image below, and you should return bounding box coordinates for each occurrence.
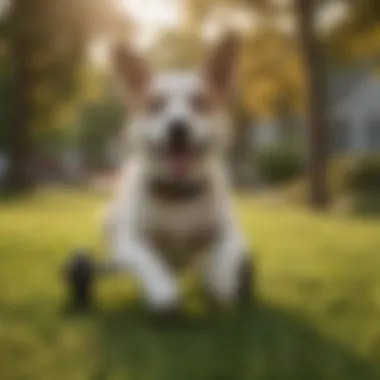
[112,43,150,101]
[204,33,239,101]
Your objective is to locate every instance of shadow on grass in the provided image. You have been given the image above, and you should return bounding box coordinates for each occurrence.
[1,299,379,380]
[91,302,379,380]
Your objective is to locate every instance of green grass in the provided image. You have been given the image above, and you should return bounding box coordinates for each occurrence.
[1,188,380,380]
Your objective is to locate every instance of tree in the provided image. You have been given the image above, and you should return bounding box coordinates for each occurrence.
[328,0,380,64]
[239,0,330,208]
[295,0,330,209]
[78,79,125,171]
[4,0,130,193]
[240,27,305,118]
[0,17,11,152]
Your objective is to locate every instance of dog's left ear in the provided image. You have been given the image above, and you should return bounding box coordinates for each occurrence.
[204,33,239,101]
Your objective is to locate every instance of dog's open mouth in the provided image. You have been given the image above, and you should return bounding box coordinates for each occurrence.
[152,140,210,177]
[166,148,194,176]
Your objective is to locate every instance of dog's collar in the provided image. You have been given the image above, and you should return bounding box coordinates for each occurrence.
[147,177,209,202]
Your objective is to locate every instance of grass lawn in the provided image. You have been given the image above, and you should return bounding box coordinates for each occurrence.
[1,188,380,380]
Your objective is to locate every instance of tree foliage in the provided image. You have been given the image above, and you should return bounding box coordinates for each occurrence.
[329,0,380,64]
[239,27,306,117]
[149,28,205,70]
[10,0,129,134]
[4,0,130,191]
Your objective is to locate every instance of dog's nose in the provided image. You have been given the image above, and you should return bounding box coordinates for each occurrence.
[168,119,190,148]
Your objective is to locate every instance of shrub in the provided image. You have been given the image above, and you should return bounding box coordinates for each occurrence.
[343,155,380,194]
[283,155,380,213]
[350,193,380,216]
[256,147,303,185]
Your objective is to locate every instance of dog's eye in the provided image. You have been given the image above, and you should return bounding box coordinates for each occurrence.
[190,93,212,114]
[146,95,166,115]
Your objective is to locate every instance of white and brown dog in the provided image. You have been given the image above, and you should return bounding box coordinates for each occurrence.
[103,34,253,312]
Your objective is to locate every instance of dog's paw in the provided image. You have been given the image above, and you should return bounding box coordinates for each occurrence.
[236,255,256,309]
[64,250,95,309]
[203,253,257,310]
[146,279,180,312]
[204,265,237,306]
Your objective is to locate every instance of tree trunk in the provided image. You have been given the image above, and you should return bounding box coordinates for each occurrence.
[295,0,329,209]
[4,1,34,193]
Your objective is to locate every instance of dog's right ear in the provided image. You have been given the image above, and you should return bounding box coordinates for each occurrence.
[112,43,150,98]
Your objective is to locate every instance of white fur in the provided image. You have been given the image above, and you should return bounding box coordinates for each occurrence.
[104,71,247,310]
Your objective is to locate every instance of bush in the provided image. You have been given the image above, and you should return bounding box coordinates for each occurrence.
[283,155,380,213]
[344,155,380,194]
[256,147,303,185]
[350,193,380,216]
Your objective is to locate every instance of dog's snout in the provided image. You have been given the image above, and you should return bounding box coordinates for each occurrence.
[168,119,190,148]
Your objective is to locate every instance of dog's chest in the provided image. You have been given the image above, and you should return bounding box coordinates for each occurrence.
[140,195,219,268]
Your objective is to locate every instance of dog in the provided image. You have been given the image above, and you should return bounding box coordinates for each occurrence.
[104,34,252,312]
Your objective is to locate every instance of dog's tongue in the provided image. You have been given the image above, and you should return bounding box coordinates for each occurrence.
[169,153,191,176]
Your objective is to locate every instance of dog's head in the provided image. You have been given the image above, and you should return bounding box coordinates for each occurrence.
[113,34,238,180]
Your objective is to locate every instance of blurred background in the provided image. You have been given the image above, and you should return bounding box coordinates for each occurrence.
[1,1,380,379]
[0,0,379,209]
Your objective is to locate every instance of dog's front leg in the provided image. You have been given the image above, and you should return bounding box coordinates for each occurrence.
[110,229,179,311]
[204,227,248,305]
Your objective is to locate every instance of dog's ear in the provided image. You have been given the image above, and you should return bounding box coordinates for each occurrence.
[204,33,239,101]
[112,43,150,98]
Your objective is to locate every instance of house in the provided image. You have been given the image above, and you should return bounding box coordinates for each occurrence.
[253,59,380,154]
[330,62,380,153]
